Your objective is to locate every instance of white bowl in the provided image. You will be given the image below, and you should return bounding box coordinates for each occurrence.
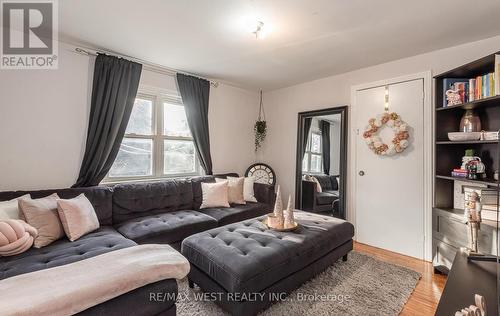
[447,132,481,141]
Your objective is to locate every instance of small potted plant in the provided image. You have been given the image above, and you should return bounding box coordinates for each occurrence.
[254,90,267,151]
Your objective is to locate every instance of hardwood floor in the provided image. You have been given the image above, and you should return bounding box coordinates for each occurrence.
[353,241,447,315]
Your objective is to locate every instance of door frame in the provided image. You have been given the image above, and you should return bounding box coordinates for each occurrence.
[295,106,348,219]
[350,71,433,261]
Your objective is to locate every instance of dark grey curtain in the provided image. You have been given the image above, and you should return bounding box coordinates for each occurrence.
[301,118,312,161]
[176,73,213,175]
[73,54,142,187]
[320,120,331,175]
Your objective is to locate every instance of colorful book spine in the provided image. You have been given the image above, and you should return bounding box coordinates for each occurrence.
[495,54,500,96]
[476,76,482,100]
[469,79,475,102]
[489,73,495,96]
[483,75,488,98]
[452,171,468,178]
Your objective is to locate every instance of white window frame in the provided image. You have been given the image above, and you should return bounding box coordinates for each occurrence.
[303,131,323,174]
[103,88,200,184]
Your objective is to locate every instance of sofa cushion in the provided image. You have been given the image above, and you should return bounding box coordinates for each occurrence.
[0,226,135,281]
[198,202,271,226]
[181,211,354,294]
[0,187,113,226]
[115,210,217,244]
[315,191,338,205]
[191,176,216,209]
[314,175,333,191]
[330,176,339,191]
[112,180,194,224]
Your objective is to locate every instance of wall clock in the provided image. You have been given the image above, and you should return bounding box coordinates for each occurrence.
[245,163,276,186]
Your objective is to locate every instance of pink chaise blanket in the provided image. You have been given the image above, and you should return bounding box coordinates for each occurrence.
[0,244,190,316]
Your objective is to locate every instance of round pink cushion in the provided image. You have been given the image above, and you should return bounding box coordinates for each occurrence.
[0,220,38,256]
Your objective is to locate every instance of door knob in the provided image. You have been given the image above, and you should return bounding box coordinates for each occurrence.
[359,170,365,176]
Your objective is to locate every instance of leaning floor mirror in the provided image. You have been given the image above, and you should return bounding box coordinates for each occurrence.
[295,106,348,219]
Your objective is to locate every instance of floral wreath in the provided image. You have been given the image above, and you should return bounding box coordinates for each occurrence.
[362,112,410,156]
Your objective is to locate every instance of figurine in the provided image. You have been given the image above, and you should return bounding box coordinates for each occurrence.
[464,191,481,253]
[465,157,486,179]
[446,89,462,106]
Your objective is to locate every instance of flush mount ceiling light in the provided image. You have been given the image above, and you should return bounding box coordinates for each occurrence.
[252,21,265,39]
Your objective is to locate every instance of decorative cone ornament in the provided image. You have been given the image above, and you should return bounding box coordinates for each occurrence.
[273,185,284,228]
[284,195,295,229]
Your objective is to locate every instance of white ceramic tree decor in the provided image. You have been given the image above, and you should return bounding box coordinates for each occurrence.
[284,195,295,229]
[273,185,284,229]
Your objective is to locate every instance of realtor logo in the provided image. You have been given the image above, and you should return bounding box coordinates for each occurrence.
[1,0,58,69]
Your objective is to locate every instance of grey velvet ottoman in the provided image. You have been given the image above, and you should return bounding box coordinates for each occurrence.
[181,211,354,316]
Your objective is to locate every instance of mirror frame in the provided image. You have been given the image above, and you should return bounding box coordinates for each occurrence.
[295,106,348,219]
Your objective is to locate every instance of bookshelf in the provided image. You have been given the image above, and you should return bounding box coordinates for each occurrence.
[433,52,500,274]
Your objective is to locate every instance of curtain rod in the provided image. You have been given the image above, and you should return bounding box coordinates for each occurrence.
[74,47,219,88]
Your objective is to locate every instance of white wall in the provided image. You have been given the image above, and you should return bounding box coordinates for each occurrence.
[260,35,500,210]
[0,42,258,190]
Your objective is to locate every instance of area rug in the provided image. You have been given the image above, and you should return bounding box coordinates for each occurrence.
[177,251,421,316]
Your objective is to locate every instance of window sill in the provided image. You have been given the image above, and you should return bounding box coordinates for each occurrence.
[101,174,201,186]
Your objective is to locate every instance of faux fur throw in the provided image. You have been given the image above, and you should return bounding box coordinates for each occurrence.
[0,220,38,256]
[0,244,190,316]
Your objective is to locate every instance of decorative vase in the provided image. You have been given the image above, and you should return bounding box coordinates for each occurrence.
[460,110,481,133]
[284,195,295,229]
[273,185,284,229]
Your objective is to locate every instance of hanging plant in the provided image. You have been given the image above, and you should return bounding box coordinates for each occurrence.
[255,90,267,151]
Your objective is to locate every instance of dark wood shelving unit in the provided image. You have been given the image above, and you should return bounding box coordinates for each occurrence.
[435,174,499,186]
[433,52,500,276]
[436,139,498,145]
[436,95,500,111]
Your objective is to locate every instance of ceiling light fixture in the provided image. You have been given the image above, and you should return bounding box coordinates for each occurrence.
[252,21,265,39]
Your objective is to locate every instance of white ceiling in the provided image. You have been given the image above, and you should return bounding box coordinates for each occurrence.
[59,0,500,91]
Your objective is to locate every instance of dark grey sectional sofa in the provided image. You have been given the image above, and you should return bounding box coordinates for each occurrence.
[0,173,274,315]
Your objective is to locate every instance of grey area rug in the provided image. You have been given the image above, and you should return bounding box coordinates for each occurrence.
[176,251,421,316]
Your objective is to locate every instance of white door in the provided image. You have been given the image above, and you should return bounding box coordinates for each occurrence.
[355,79,424,259]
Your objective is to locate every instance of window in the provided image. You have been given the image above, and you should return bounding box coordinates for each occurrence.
[107,92,198,182]
[303,132,322,173]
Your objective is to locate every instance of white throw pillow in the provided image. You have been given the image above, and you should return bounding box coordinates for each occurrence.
[236,177,257,203]
[200,181,230,209]
[57,194,100,241]
[311,177,322,193]
[0,194,31,220]
[216,177,246,205]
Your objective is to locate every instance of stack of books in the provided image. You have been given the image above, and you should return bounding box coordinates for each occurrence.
[451,168,468,178]
[464,187,500,221]
[480,189,499,221]
[442,54,500,107]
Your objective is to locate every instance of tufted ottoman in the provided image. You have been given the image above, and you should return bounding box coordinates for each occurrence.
[181,211,354,316]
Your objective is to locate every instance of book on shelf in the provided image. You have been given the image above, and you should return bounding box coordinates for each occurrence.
[496,54,500,96]
[451,168,467,178]
[480,209,499,222]
[442,72,496,106]
[481,204,499,211]
[463,187,498,204]
[451,171,468,178]
[469,79,475,102]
